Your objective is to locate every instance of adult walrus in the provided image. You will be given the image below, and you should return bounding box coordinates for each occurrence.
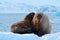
[11,12,51,37]
[11,12,35,34]
[32,12,51,36]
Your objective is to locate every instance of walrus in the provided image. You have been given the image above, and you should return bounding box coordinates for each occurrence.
[32,12,51,36]
[11,12,51,37]
[11,12,35,34]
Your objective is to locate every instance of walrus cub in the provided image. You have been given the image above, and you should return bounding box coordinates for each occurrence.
[32,12,51,36]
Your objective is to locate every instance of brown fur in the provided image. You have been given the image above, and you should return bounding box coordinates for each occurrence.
[11,12,35,34]
[11,12,51,37]
[32,12,51,36]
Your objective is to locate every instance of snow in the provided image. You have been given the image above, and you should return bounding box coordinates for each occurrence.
[41,32,60,40]
[0,0,60,13]
[0,32,60,40]
[0,13,60,40]
[0,0,60,40]
[0,32,40,40]
[0,13,60,33]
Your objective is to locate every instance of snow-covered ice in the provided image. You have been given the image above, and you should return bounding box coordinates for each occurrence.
[0,32,60,40]
[0,32,40,40]
[41,32,60,40]
[0,0,60,40]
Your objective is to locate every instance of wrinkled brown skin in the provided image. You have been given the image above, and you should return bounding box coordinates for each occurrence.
[11,12,51,37]
[11,12,35,34]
